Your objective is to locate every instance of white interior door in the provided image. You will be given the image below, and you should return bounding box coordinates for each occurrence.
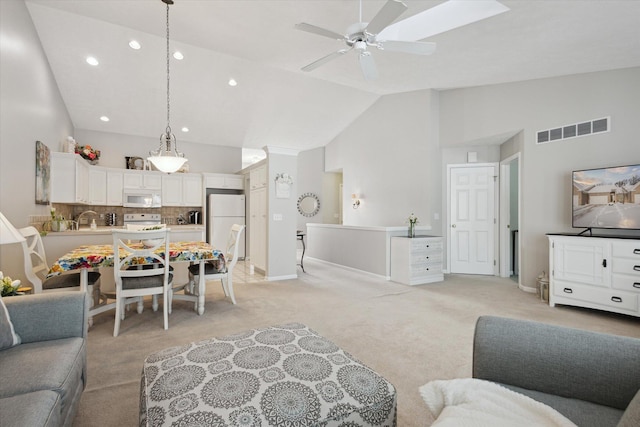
[449,164,497,275]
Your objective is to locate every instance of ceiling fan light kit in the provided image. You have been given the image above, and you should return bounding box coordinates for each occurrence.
[148,0,188,174]
[295,0,509,80]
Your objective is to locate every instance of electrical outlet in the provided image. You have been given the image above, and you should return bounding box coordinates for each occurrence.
[273,214,283,221]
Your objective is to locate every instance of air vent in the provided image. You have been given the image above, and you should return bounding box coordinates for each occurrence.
[536,117,610,145]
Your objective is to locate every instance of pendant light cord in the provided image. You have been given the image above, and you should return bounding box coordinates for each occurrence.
[165,0,171,135]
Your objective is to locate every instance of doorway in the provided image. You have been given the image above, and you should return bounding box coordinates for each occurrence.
[499,154,521,285]
[447,163,498,275]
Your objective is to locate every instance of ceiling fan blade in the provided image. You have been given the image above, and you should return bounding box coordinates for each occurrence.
[358,52,378,81]
[365,0,408,36]
[295,23,345,41]
[378,40,436,55]
[301,48,351,72]
[378,0,509,41]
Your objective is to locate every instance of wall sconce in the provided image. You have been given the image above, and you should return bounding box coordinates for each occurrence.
[352,193,361,209]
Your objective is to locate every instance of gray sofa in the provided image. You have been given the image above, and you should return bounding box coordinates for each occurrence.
[0,292,88,426]
[473,316,640,427]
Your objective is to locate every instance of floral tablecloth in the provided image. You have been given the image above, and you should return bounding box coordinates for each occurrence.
[140,323,397,426]
[48,242,221,276]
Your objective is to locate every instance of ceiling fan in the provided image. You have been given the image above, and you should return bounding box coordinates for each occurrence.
[295,0,509,80]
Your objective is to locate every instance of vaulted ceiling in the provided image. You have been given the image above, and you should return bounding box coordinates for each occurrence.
[25,0,640,153]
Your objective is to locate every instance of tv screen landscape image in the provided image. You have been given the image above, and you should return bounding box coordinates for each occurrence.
[572,164,640,230]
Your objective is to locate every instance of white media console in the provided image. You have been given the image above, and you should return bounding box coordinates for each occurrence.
[548,234,640,317]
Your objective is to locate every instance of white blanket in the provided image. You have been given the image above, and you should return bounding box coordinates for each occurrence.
[419,379,577,427]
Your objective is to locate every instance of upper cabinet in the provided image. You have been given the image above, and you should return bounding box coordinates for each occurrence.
[50,154,208,207]
[249,165,267,190]
[51,153,89,204]
[123,171,162,189]
[106,170,124,206]
[204,173,244,190]
[162,173,203,207]
[88,167,107,205]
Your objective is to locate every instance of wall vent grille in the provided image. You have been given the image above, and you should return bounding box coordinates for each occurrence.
[536,117,610,145]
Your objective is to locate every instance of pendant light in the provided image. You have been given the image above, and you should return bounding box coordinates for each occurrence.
[148,0,187,174]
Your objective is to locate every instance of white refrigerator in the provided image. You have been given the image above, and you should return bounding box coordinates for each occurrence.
[208,194,246,258]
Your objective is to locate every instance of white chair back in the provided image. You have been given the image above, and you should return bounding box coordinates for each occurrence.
[19,226,50,293]
[225,224,245,271]
[112,228,172,336]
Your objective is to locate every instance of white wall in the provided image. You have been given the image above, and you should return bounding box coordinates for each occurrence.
[0,0,74,280]
[439,67,640,293]
[265,148,298,279]
[75,129,242,173]
[325,90,442,230]
[296,147,325,231]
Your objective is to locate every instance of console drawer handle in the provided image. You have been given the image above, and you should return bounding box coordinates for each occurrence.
[563,288,573,294]
[634,249,640,255]
[634,283,640,289]
[611,296,623,303]
[634,265,640,272]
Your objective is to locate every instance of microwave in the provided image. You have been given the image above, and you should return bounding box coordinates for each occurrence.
[123,189,161,208]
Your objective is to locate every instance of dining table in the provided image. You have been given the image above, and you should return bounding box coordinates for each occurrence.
[47,241,222,318]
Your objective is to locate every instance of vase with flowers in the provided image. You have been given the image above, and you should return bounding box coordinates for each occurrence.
[47,206,70,232]
[1,271,21,297]
[407,213,418,238]
[75,144,100,165]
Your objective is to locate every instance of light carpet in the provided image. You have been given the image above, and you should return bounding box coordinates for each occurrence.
[73,259,640,426]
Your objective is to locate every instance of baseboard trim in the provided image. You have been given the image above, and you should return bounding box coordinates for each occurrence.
[519,284,537,293]
[265,274,298,281]
[306,257,389,280]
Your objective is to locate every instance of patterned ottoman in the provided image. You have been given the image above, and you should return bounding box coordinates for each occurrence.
[140,323,397,426]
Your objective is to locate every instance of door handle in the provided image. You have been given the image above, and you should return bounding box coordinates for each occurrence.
[563,288,573,294]
[451,224,456,228]
[602,259,607,268]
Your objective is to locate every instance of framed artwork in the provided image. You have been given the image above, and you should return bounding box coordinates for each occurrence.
[35,140,50,204]
[126,156,145,170]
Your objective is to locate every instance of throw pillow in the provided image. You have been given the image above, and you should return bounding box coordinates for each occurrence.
[0,296,21,350]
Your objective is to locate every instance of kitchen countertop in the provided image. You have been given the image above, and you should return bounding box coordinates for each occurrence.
[43,224,204,237]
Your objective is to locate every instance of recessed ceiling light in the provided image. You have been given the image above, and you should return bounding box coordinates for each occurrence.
[228,78,238,87]
[173,51,184,60]
[129,40,141,50]
[100,116,110,122]
[181,127,189,132]
[86,56,99,66]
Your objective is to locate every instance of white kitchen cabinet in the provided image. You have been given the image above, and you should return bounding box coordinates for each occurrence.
[249,165,267,190]
[50,152,91,204]
[123,171,162,189]
[161,173,203,207]
[391,236,444,285]
[88,167,107,205]
[183,174,203,206]
[204,173,244,190]
[106,170,123,206]
[249,186,267,272]
[548,234,640,317]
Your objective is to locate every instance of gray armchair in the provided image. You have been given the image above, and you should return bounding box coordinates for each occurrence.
[0,292,89,426]
[473,316,640,427]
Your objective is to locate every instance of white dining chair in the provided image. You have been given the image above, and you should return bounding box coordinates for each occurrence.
[170,224,245,311]
[112,228,172,337]
[19,226,101,298]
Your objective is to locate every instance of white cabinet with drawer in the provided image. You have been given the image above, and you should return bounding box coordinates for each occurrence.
[204,173,244,190]
[548,235,640,317]
[391,236,444,285]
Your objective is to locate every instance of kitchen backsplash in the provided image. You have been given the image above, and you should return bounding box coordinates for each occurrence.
[29,204,202,229]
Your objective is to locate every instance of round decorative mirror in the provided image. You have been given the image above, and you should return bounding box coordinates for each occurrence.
[297,193,320,217]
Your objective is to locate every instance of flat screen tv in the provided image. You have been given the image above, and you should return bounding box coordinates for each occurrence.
[572,164,640,231]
